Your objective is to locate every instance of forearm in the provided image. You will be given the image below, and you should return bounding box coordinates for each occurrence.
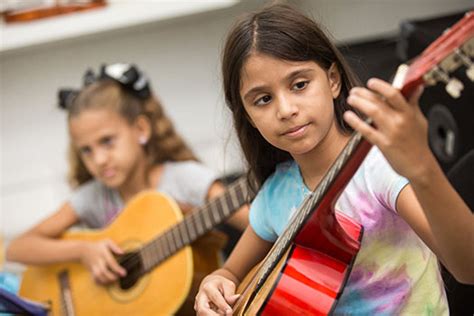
[6,234,85,265]
[409,157,474,283]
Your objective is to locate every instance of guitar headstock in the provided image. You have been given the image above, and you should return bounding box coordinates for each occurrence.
[393,11,474,99]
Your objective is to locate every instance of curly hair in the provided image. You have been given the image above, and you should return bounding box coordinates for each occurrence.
[66,80,196,187]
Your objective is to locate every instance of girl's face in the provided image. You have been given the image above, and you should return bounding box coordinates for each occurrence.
[69,108,147,189]
[240,53,342,158]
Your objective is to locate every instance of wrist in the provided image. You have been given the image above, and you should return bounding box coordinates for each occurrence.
[74,241,89,263]
[407,154,443,188]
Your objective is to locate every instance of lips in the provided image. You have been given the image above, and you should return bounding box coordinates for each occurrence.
[282,123,309,136]
[101,168,117,179]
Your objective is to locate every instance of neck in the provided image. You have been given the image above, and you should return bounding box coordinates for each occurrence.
[118,161,163,203]
[293,125,350,190]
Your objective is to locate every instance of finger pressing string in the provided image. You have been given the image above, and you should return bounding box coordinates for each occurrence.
[367,78,408,111]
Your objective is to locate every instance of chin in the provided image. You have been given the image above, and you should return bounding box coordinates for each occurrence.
[101,177,122,189]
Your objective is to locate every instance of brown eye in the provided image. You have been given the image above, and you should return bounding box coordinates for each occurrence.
[255,95,272,106]
[101,136,114,147]
[79,147,91,156]
[293,81,308,91]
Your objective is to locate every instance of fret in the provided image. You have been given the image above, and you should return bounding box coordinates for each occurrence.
[172,227,183,249]
[234,184,245,205]
[202,202,213,229]
[168,231,178,253]
[209,197,226,223]
[224,193,233,219]
[178,222,190,244]
[163,233,173,256]
[157,238,166,262]
[207,199,219,224]
[193,212,205,235]
[184,218,197,241]
[229,187,240,213]
[141,248,150,271]
[128,177,254,276]
[145,242,158,271]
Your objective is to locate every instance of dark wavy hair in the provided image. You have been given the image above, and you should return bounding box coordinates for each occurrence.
[222,3,361,187]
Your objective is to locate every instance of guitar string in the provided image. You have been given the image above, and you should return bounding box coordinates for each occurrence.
[116,179,252,283]
[120,186,244,272]
[120,182,250,284]
[247,131,363,297]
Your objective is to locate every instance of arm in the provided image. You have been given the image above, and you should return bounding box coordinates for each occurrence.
[207,181,250,231]
[6,202,126,284]
[396,163,474,283]
[195,226,273,315]
[345,78,474,284]
[7,203,84,264]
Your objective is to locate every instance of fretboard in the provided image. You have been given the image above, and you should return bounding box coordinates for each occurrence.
[139,176,254,273]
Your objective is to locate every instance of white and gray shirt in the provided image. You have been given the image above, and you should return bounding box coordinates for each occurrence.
[69,160,218,228]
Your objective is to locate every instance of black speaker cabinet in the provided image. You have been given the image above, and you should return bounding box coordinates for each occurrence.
[341,10,474,316]
[398,10,474,173]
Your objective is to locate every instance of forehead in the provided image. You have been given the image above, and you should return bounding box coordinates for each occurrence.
[69,108,129,145]
[240,53,323,92]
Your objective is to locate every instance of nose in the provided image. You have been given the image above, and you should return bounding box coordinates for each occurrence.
[276,94,298,120]
[92,148,108,166]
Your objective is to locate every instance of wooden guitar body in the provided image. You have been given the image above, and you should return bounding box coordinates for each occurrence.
[19,192,223,316]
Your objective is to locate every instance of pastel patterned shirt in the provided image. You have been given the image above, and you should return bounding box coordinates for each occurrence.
[249,147,448,315]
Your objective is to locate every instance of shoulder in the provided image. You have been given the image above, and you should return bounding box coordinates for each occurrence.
[164,160,215,175]
[71,179,105,199]
[357,146,409,210]
[252,159,300,212]
[158,160,219,207]
[69,179,113,213]
[260,160,300,196]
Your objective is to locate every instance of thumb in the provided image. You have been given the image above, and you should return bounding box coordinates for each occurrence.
[226,294,240,305]
[106,240,124,255]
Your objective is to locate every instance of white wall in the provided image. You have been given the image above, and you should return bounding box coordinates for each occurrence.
[1,0,472,263]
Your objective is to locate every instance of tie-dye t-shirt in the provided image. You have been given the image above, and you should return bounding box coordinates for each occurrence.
[249,147,448,315]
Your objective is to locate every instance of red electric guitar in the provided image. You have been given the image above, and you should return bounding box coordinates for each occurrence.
[233,11,474,315]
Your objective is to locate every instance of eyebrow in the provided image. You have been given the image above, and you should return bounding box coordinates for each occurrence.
[242,68,315,101]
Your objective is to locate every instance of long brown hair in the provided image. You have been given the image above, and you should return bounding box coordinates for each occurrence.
[66,80,196,187]
[222,3,361,186]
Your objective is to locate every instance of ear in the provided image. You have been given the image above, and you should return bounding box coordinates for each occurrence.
[134,115,152,145]
[328,63,342,99]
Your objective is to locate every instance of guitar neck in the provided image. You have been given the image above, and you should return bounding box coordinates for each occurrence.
[139,177,254,273]
[251,131,371,294]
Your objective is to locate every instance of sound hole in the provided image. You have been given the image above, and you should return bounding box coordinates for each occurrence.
[118,251,144,290]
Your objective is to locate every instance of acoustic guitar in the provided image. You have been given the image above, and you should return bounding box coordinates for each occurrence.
[19,177,254,316]
[233,11,474,316]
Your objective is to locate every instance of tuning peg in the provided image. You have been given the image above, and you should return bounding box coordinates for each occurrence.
[452,49,474,81]
[445,77,464,98]
[424,66,464,98]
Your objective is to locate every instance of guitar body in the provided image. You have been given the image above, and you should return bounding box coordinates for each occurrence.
[236,212,363,316]
[235,136,371,316]
[19,191,224,316]
[257,212,362,316]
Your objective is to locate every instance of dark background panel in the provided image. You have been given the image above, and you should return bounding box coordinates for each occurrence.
[339,10,473,316]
